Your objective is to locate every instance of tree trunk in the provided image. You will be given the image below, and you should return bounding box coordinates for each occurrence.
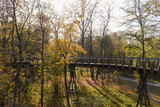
[18,32,22,107]
[64,64,70,107]
[91,67,94,80]
[89,32,93,56]
[81,33,84,76]
[12,1,17,106]
[40,28,45,107]
[81,32,84,51]
[41,64,44,107]
[96,68,99,79]
[12,0,22,106]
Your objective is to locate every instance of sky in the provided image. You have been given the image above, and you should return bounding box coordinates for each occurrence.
[46,0,126,32]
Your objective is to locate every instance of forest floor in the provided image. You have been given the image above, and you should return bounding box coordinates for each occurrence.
[69,72,160,107]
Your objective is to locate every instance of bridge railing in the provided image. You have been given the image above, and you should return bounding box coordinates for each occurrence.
[71,56,160,77]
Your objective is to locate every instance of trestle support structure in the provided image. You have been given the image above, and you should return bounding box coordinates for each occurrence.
[68,65,77,93]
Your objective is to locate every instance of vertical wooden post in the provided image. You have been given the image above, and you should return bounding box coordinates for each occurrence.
[148,58,151,67]
[157,59,159,68]
[157,62,160,77]
[143,58,147,75]
[75,58,77,65]
[89,56,90,67]
[121,57,125,74]
[82,56,84,66]
[102,57,104,68]
[150,59,155,75]
[115,58,118,70]
[136,58,139,73]
[139,59,142,66]
[90,57,94,80]
[129,57,132,72]
[81,56,84,76]
[102,73,104,86]
[108,58,110,68]
[95,56,97,67]
[96,57,98,79]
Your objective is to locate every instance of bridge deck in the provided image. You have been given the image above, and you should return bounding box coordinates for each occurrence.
[71,61,160,76]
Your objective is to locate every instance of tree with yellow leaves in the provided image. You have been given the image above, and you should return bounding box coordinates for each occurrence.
[48,16,86,107]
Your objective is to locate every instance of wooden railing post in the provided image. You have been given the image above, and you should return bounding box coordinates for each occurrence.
[115,58,118,70]
[75,58,77,65]
[102,73,104,86]
[80,56,84,76]
[139,59,142,66]
[136,58,139,73]
[90,57,94,80]
[102,57,104,68]
[108,58,110,68]
[129,57,132,72]
[121,58,123,69]
[157,59,159,68]
[148,58,151,67]
[121,57,125,71]
[150,59,155,75]
[89,56,90,67]
[157,61,160,76]
[143,58,147,75]
[95,56,97,67]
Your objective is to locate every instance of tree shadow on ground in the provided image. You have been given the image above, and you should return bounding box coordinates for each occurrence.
[95,76,137,102]
[84,78,123,105]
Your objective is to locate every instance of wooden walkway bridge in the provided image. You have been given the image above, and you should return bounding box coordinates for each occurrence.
[71,57,160,75]
[69,56,160,107]
[12,56,160,106]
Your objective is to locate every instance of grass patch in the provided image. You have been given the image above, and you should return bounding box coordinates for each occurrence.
[72,76,138,106]
[73,69,160,107]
